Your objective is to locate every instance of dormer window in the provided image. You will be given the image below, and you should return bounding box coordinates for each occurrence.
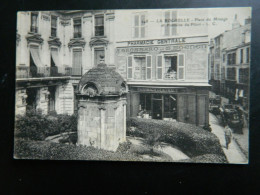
[95,15,104,36]
[31,13,38,33]
[73,18,82,38]
[51,16,57,37]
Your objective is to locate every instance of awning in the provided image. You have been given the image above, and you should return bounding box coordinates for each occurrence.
[30,46,44,67]
[51,48,64,73]
[29,46,45,74]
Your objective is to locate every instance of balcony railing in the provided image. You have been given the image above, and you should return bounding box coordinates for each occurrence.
[164,72,177,80]
[16,66,73,79]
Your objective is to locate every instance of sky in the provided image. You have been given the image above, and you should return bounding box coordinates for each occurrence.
[206,7,251,38]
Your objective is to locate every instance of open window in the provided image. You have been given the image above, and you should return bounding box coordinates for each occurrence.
[164,55,177,80]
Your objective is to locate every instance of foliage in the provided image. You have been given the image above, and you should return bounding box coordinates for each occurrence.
[127,117,226,160]
[14,139,144,161]
[15,107,77,141]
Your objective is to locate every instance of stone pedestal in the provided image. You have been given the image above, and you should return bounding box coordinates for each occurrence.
[77,97,127,151]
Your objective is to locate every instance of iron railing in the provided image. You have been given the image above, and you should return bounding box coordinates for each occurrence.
[16,66,75,78]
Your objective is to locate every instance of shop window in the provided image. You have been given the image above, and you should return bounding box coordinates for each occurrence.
[51,16,57,37]
[164,11,177,36]
[246,47,250,63]
[94,48,105,66]
[164,95,177,119]
[31,13,38,33]
[73,18,82,38]
[95,15,104,36]
[72,49,82,76]
[140,94,151,113]
[133,13,146,38]
[240,49,244,64]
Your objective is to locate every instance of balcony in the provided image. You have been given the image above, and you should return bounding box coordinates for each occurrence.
[16,66,73,79]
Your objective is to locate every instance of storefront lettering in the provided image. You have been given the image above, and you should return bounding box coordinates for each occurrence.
[116,44,207,53]
[128,38,186,46]
[135,87,187,93]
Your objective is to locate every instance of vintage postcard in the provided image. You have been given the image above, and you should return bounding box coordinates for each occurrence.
[14,7,251,164]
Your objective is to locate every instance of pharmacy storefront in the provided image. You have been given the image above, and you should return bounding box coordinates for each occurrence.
[115,35,210,126]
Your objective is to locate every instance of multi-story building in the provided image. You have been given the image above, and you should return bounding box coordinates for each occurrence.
[114,9,210,126]
[16,9,210,127]
[16,10,115,116]
[209,15,251,109]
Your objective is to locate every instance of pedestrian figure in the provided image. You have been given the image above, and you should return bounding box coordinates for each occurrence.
[224,125,232,149]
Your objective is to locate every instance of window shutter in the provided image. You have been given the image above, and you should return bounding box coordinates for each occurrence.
[127,56,133,79]
[146,55,152,80]
[171,11,177,35]
[134,15,139,38]
[164,11,170,36]
[178,53,185,80]
[157,55,163,79]
[141,15,145,38]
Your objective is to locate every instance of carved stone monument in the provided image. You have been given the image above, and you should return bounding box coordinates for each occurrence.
[76,59,128,151]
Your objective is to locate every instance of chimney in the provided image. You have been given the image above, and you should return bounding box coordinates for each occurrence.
[232,14,241,29]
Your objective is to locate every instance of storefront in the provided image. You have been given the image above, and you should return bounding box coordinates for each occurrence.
[115,35,210,126]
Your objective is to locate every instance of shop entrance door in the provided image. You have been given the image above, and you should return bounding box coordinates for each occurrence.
[152,94,163,119]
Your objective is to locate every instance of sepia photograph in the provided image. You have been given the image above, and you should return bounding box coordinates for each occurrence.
[14,7,251,164]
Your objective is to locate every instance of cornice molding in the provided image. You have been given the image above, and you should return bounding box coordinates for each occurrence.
[48,37,62,48]
[68,38,86,49]
[89,37,109,48]
[26,33,44,45]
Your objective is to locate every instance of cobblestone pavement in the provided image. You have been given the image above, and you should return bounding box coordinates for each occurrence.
[209,113,248,164]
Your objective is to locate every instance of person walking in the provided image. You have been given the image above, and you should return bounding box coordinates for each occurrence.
[224,124,233,149]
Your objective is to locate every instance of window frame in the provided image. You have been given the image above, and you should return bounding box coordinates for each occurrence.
[132,12,147,39]
[94,14,105,37]
[51,15,58,37]
[163,10,177,36]
[73,18,82,38]
[30,12,38,33]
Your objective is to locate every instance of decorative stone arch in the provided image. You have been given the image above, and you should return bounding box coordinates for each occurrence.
[81,82,100,97]
[120,81,128,95]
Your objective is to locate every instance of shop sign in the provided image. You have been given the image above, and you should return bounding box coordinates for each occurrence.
[135,87,187,93]
[116,44,207,54]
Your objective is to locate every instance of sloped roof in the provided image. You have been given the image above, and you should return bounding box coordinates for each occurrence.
[78,63,126,96]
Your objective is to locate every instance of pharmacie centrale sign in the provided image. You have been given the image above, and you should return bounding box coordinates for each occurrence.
[127,37,186,46]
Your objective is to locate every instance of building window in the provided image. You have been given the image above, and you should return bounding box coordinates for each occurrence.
[246,47,250,63]
[158,54,184,80]
[72,49,82,76]
[73,18,82,38]
[31,13,38,33]
[51,16,57,37]
[133,13,146,38]
[240,49,244,64]
[239,68,249,84]
[227,67,236,80]
[223,54,225,62]
[227,52,236,65]
[95,15,104,36]
[215,64,220,80]
[164,11,177,36]
[164,56,177,80]
[94,48,105,66]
